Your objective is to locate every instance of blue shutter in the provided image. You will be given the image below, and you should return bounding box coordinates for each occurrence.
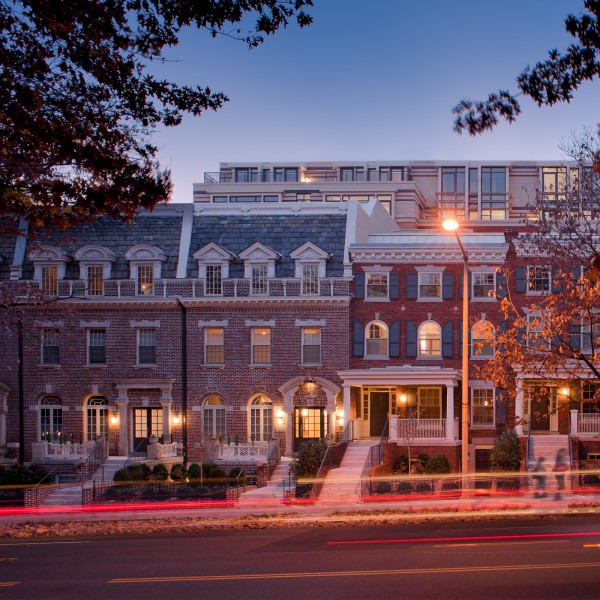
[442,321,453,357]
[458,320,462,356]
[498,320,508,354]
[389,272,400,299]
[571,322,581,352]
[353,320,364,357]
[495,388,507,426]
[406,273,418,299]
[551,268,563,293]
[496,272,507,299]
[442,272,454,299]
[406,321,417,357]
[515,267,526,293]
[389,321,400,357]
[354,272,365,299]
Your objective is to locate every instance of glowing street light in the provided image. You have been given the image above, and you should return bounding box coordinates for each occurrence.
[443,218,470,483]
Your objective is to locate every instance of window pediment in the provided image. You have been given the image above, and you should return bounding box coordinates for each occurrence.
[238,242,280,263]
[289,242,329,262]
[193,243,235,264]
[125,244,167,263]
[28,244,68,264]
[74,245,116,263]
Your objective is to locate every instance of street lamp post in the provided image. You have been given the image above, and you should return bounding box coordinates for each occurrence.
[443,218,469,483]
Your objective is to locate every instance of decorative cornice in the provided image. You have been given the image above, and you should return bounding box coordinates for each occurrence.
[350,249,507,264]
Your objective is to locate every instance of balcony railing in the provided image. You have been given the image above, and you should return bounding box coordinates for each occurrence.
[218,440,274,461]
[32,441,95,461]
[395,418,447,440]
[204,169,411,184]
[17,277,351,300]
[576,413,600,434]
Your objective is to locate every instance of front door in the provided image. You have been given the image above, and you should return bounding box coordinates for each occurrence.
[530,391,551,432]
[293,407,326,451]
[133,408,163,452]
[370,391,389,437]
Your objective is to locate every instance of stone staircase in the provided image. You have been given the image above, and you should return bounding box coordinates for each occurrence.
[527,434,572,493]
[318,441,374,502]
[89,456,128,482]
[240,456,294,501]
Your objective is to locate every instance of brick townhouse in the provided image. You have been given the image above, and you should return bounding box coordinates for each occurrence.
[0,160,599,478]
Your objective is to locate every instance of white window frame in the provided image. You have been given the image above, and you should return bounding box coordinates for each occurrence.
[417,387,442,419]
[41,328,60,365]
[205,264,223,296]
[86,395,108,441]
[88,328,107,365]
[471,320,495,358]
[137,328,157,365]
[248,395,273,442]
[302,264,320,296]
[418,321,441,357]
[581,316,600,353]
[204,327,224,365]
[86,265,105,296]
[526,313,551,350]
[251,264,268,295]
[418,271,442,300]
[527,265,551,294]
[136,264,155,296]
[40,265,58,295]
[302,327,321,365]
[471,388,495,427]
[365,321,389,358]
[472,271,496,300]
[366,272,389,300]
[203,395,226,438]
[40,396,63,443]
[252,327,271,365]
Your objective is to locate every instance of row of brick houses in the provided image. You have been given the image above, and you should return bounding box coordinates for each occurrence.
[1,160,600,476]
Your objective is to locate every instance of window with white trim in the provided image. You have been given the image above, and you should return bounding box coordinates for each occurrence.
[418,388,442,419]
[252,327,271,365]
[366,272,388,299]
[137,264,155,296]
[366,321,388,357]
[86,396,108,441]
[418,272,441,299]
[249,395,273,441]
[41,328,59,365]
[302,327,321,365]
[418,321,441,357]
[87,265,104,296]
[41,266,58,295]
[205,327,224,365]
[472,272,495,299]
[40,396,63,442]
[581,317,600,353]
[302,264,319,295]
[471,320,495,358]
[472,388,494,426]
[527,266,551,293]
[251,264,268,295]
[205,265,222,296]
[526,314,550,350]
[203,395,226,438]
[137,328,156,365]
[88,329,106,365]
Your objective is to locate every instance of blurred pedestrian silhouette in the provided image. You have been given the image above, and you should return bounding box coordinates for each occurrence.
[532,456,547,498]
[554,448,568,500]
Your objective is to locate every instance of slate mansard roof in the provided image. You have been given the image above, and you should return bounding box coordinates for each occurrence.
[187,214,347,278]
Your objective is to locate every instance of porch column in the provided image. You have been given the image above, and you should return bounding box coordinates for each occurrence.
[0,383,9,446]
[161,401,171,444]
[116,398,128,456]
[325,389,336,441]
[570,409,578,436]
[343,384,351,430]
[515,387,524,435]
[389,414,398,442]
[284,407,294,456]
[446,384,455,440]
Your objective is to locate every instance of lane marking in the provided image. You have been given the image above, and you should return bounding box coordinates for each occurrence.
[328,530,600,546]
[434,540,569,548]
[108,562,600,584]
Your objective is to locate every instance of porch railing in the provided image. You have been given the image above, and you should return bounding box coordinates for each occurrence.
[577,413,600,434]
[33,441,95,461]
[218,441,271,460]
[396,418,446,439]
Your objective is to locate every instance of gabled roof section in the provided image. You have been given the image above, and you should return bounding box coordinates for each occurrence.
[28,244,69,262]
[73,245,116,262]
[192,242,236,262]
[289,241,330,261]
[125,244,167,262]
[238,242,281,262]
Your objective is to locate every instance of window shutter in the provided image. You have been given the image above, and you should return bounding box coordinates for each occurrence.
[517,325,527,346]
[442,321,453,357]
[353,320,364,357]
[496,272,507,299]
[495,388,507,426]
[570,322,581,351]
[551,268,562,293]
[389,272,400,299]
[442,272,454,300]
[515,267,526,293]
[498,320,508,354]
[458,320,462,356]
[406,321,417,357]
[389,321,400,357]
[406,273,418,299]
[354,272,365,299]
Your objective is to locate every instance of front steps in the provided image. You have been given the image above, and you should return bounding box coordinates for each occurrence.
[90,456,128,482]
[240,456,293,501]
[527,434,572,494]
[318,441,374,501]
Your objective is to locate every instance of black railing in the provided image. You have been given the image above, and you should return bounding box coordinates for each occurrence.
[357,419,389,497]
[310,440,349,499]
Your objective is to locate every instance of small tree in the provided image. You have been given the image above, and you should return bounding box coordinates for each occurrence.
[490,430,522,472]
[290,439,327,480]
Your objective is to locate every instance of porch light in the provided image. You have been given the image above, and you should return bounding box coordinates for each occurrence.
[172,415,180,425]
[561,387,570,397]
[110,415,118,425]
[302,408,309,417]
[276,409,285,426]
[399,393,407,404]
[303,373,315,388]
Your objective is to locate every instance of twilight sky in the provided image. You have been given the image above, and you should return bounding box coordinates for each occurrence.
[152,0,600,203]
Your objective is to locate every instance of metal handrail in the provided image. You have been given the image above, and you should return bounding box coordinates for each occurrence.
[124,438,148,468]
[357,418,389,497]
[310,439,349,499]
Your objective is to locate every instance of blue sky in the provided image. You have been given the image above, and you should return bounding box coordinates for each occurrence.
[153,0,600,203]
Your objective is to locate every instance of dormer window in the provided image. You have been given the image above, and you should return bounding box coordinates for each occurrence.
[125,244,167,297]
[74,245,116,297]
[28,245,69,296]
[193,243,235,297]
[239,243,280,297]
[290,242,330,296]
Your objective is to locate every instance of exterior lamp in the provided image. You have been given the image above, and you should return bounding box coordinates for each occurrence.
[172,415,180,425]
[337,409,344,425]
[110,415,118,425]
[276,409,284,426]
[443,217,470,484]
[399,393,407,404]
[302,408,309,417]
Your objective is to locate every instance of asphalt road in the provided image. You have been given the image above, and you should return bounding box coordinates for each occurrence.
[1,516,600,599]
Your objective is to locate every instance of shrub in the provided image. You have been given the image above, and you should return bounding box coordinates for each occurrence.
[424,455,450,475]
[396,481,413,494]
[376,481,392,495]
[170,463,187,481]
[415,482,433,493]
[202,463,226,480]
[187,463,202,481]
[393,455,409,474]
[0,465,50,485]
[490,429,522,472]
[228,466,246,482]
[113,463,151,482]
[290,439,327,480]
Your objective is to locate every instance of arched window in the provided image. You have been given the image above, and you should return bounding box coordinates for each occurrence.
[249,395,273,441]
[86,395,108,441]
[203,395,226,439]
[418,321,441,357]
[40,396,63,443]
[472,320,495,358]
[366,321,388,357]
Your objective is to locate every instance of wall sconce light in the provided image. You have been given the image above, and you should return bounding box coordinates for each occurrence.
[276,409,285,426]
[399,393,407,404]
[110,415,118,425]
[561,387,570,397]
[172,415,180,425]
[337,409,344,425]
